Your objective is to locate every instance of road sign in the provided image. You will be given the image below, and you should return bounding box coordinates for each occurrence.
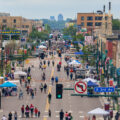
[117,68,120,76]
[74,81,87,94]
[94,87,115,92]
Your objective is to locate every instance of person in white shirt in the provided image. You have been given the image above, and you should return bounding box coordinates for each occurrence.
[2,115,7,120]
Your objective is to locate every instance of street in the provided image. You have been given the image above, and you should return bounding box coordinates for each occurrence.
[0,54,102,120]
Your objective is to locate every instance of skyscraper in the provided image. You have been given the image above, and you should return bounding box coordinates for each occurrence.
[50,16,55,21]
[58,14,63,21]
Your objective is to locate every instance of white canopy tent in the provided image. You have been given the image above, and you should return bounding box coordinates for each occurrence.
[0,77,4,79]
[14,71,27,79]
[38,45,47,49]
[88,108,109,115]
[68,60,81,66]
[83,78,98,83]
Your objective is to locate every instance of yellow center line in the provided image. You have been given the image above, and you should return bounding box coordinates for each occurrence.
[43,62,56,120]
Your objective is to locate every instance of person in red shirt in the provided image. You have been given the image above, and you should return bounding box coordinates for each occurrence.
[34,107,38,117]
[30,104,34,117]
[65,112,68,120]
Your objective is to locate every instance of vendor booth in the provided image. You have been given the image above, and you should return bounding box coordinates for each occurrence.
[0,82,17,96]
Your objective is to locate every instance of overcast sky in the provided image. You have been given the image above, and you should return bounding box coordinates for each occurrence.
[0,0,119,20]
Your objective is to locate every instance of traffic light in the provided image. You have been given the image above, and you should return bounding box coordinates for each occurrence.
[56,84,63,99]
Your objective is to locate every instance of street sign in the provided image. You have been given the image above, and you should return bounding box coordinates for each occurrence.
[94,87,115,92]
[117,68,120,76]
[74,81,87,94]
[0,30,21,35]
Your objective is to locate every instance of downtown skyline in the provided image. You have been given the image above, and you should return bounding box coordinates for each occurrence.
[0,0,119,19]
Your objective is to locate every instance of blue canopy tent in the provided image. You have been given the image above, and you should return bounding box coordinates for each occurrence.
[74,51,84,55]
[87,81,98,87]
[0,82,17,87]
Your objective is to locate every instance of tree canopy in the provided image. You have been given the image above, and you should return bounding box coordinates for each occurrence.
[112,19,120,30]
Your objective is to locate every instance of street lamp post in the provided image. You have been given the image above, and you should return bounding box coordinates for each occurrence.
[107,65,111,101]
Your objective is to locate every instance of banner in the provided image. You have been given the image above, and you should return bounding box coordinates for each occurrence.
[85,36,93,45]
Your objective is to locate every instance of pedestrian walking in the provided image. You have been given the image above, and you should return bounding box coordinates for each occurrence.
[52,60,54,66]
[19,89,23,99]
[14,111,17,120]
[51,76,54,85]
[66,70,69,77]
[48,93,52,104]
[34,107,38,117]
[34,88,37,95]
[25,105,30,118]
[31,90,34,99]
[30,104,34,117]
[44,83,47,93]
[70,73,73,80]
[8,112,12,120]
[43,60,46,65]
[21,105,24,118]
[2,115,7,120]
[38,110,40,118]
[55,76,58,83]
[59,109,64,120]
[48,60,50,66]
[39,83,43,93]
[48,109,51,117]
[68,113,73,120]
[65,112,68,120]
[27,75,31,84]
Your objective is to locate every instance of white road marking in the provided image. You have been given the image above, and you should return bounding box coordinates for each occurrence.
[56,115,59,117]
[43,115,48,117]
[45,111,48,112]
[55,111,60,112]
[80,116,84,118]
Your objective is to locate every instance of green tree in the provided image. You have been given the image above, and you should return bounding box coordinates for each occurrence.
[76,34,84,41]
[63,26,77,37]
[112,19,120,30]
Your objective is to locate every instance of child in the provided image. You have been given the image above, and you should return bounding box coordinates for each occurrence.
[38,110,40,117]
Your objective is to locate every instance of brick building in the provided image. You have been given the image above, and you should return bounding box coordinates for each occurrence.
[77,12,109,31]
[0,16,32,36]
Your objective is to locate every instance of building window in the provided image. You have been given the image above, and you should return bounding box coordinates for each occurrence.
[81,22,84,26]
[22,25,24,28]
[87,22,93,26]
[2,19,7,23]
[87,16,93,20]
[13,19,16,23]
[95,17,102,20]
[26,25,29,28]
[2,25,7,30]
[95,22,102,26]
[105,16,108,20]
[81,16,84,20]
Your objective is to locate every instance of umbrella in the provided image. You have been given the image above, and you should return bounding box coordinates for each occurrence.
[87,81,98,87]
[74,51,84,55]
[69,60,81,65]
[14,71,27,76]
[83,78,97,83]
[0,82,17,87]
[88,108,109,115]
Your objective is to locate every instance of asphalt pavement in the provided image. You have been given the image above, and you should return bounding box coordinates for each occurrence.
[0,53,103,120]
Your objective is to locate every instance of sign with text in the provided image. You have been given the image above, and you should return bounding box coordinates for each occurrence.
[94,87,115,92]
